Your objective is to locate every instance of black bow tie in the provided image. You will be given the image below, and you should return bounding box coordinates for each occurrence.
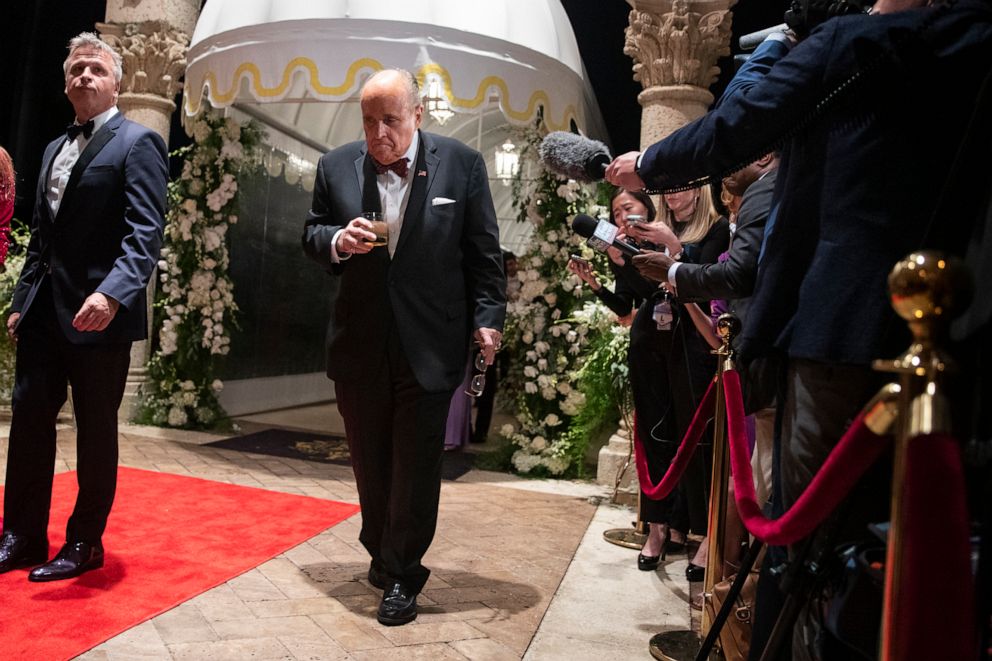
[66,120,95,141]
[372,157,410,178]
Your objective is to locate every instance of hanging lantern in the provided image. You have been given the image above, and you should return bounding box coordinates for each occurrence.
[424,74,454,125]
[494,139,520,185]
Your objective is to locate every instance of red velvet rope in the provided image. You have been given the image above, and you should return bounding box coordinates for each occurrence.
[890,432,976,661]
[723,369,891,546]
[635,379,716,500]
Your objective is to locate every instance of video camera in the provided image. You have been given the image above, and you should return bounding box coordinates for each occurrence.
[739,0,874,52]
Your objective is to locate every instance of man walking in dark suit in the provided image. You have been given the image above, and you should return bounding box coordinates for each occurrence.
[302,69,506,626]
[0,33,167,581]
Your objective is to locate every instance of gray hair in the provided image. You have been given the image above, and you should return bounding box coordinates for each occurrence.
[363,69,422,110]
[64,32,123,83]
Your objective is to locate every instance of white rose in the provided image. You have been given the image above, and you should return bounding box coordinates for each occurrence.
[167,406,188,427]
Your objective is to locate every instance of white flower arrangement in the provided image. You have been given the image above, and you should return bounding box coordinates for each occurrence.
[498,132,624,476]
[140,110,263,428]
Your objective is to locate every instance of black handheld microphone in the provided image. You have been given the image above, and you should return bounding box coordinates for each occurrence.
[571,214,641,258]
[539,132,611,183]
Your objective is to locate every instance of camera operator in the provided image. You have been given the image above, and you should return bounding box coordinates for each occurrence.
[607,1,992,658]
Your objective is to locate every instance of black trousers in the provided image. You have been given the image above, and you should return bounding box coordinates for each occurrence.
[334,324,454,594]
[2,282,131,545]
[633,302,715,534]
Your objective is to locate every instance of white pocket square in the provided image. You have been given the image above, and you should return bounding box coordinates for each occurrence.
[431,197,456,207]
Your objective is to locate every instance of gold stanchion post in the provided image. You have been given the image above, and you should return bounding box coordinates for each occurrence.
[700,314,739,636]
[873,251,970,661]
[649,313,739,661]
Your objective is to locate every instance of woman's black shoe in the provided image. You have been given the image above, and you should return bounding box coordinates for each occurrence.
[686,562,705,582]
[638,553,661,571]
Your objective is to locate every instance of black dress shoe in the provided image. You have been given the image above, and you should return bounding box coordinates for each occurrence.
[377,582,417,626]
[637,553,660,571]
[28,541,104,582]
[686,562,705,583]
[368,564,390,590]
[0,532,48,573]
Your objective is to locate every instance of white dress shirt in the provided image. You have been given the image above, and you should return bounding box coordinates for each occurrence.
[332,132,420,261]
[47,106,119,217]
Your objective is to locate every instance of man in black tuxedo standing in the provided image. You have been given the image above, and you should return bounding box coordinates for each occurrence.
[0,33,167,581]
[302,69,506,626]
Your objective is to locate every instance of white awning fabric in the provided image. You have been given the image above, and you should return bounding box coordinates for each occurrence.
[185,0,606,136]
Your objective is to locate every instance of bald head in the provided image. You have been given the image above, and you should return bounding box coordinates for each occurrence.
[362,69,421,110]
[360,69,424,165]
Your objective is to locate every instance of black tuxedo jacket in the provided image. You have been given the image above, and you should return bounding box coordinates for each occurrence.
[302,131,506,392]
[674,169,777,331]
[12,112,167,344]
[638,2,992,366]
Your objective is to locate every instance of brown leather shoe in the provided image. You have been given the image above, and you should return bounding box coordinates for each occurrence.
[0,532,48,573]
[28,541,104,582]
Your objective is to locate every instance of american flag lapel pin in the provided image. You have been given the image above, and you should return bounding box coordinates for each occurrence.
[417,169,428,177]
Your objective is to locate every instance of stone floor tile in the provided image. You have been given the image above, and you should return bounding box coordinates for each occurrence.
[277,632,355,661]
[376,620,485,646]
[85,620,172,659]
[150,603,220,644]
[169,637,294,661]
[258,557,330,599]
[309,613,393,652]
[227,567,287,602]
[187,582,256,621]
[449,636,522,661]
[349,643,468,661]
[415,601,499,624]
[211,615,326,641]
[246,596,349,619]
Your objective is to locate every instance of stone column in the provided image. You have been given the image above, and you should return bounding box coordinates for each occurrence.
[97,0,200,420]
[625,0,736,148]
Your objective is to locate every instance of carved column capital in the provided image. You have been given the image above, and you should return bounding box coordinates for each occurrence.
[97,21,188,101]
[623,0,736,148]
[624,0,734,91]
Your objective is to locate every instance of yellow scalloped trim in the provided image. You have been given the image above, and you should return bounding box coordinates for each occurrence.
[185,57,581,131]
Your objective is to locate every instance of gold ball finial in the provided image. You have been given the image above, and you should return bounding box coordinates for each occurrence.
[716,313,741,343]
[887,251,971,327]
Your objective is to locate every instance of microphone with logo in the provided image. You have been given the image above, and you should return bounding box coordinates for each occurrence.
[539,132,612,183]
[571,214,641,258]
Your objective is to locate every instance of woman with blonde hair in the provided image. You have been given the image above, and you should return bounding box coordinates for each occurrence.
[626,183,729,582]
[0,146,13,266]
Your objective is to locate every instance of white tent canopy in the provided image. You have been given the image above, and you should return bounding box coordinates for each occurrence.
[185,0,608,252]
[187,1,605,131]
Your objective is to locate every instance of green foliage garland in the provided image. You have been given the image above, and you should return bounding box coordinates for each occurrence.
[139,110,262,428]
[499,131,631,476]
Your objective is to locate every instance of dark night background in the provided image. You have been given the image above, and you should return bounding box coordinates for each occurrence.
[0,0,789,222]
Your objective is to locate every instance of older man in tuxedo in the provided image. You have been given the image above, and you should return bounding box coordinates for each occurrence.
[302,69,506,626]
[0,33,166,581]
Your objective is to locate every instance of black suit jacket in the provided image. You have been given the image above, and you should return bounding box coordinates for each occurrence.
[637,2,992,366]
[302,131,506,392]
[12,112,167,344]
[674,169,777,331]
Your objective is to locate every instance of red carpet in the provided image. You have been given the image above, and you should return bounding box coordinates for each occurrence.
[0,467,360,660]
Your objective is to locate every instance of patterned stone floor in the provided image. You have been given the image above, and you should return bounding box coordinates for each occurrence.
[0,409,694,660]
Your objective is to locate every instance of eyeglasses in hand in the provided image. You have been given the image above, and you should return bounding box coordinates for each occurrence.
[464,351,488,397]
